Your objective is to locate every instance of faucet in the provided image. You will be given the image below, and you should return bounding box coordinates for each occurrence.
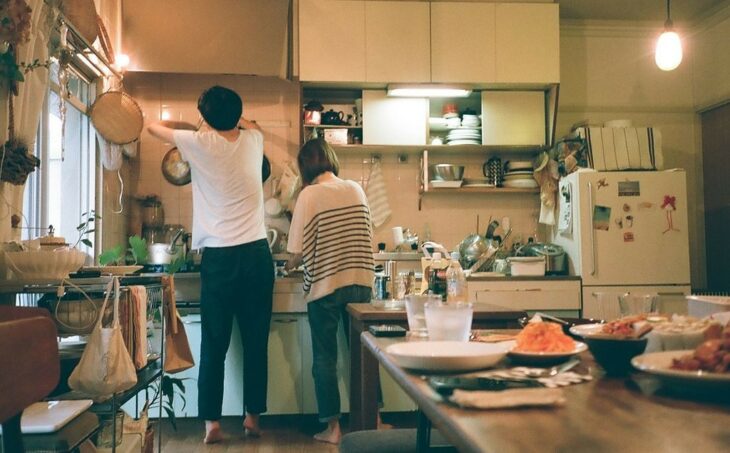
[167,228,186,254]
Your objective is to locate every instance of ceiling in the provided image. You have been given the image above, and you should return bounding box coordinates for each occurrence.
[557,0,728,22]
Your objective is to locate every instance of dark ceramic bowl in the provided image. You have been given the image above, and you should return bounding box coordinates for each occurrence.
[584,336,648,376]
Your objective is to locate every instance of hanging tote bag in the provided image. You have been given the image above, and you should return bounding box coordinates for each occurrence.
[68,277,137,401]
[162,276,195,374]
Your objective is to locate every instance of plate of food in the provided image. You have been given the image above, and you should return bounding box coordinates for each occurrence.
[508,321,587,365]
[631,325,730,389]
[386,341,511,372]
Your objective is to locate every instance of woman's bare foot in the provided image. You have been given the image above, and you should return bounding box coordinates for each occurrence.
[314,419,341,444]
[204,420,223,444]
[377,413,394,430]
[243,413,262,437]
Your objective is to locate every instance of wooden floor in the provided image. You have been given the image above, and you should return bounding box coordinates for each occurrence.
[159,414,415,452]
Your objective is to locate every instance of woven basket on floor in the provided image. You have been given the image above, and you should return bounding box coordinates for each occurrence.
[89,91,144,145]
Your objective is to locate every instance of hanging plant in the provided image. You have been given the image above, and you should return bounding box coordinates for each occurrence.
[0,0,32,93]
[0,138,40,185]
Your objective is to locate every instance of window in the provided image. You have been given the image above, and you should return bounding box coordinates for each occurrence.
[23,63,97,257]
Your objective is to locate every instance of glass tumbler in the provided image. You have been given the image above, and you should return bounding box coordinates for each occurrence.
[405,294,440,337]
[424,300,473,341]
[619,293,658,317]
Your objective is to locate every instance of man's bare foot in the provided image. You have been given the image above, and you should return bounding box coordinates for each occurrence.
[243,413,261,438]
[204,421,223,444]
[314,419,341,445]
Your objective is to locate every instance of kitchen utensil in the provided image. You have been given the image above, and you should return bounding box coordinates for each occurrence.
[266,229,278,251]
[322,109,345,125]
[458,234,490,268]
[483,157,503,186]
[515,358,582,378]
[89,91,144,145]
[517,243,567,275]
[485,220,500,239]
[430,164,465,181]
[161,147,191,186]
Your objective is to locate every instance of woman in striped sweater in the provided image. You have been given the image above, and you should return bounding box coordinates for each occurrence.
[286,138,374,444]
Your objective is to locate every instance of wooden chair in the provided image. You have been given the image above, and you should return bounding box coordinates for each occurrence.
[0,306,60,453]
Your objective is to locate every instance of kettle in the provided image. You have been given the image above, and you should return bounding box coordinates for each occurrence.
[322,109,345,125]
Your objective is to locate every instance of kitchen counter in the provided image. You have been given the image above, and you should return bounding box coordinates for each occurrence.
[467,275,581,282]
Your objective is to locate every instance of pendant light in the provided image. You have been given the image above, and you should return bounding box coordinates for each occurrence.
[655,0,683,71]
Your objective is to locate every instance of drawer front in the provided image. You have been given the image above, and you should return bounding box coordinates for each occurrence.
[472,280,581,310]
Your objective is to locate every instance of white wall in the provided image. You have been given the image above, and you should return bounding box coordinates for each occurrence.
[558,23,706,288]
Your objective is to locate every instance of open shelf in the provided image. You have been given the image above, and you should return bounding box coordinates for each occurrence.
[331,144,544,155]
[424,186,539,194]
[90,360,163,414]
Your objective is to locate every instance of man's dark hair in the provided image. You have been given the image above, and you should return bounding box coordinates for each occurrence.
[197,85,242,131]
[297,138,340,186]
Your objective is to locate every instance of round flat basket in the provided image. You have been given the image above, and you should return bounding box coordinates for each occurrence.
[90,91,144,145]
[62,0,99,44]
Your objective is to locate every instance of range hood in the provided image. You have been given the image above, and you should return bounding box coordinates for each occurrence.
[122,0,290,77]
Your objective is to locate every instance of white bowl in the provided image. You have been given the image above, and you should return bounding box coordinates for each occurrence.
[4,249,87,280]
[386,341,510,371]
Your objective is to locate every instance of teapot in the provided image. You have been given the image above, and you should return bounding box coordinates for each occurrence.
[322,109,345,125]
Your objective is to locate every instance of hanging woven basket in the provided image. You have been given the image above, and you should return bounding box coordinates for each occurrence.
[62,0,99,44]
[89,91,144,145]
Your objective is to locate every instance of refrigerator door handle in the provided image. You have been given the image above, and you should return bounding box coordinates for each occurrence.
[588,181,596,276]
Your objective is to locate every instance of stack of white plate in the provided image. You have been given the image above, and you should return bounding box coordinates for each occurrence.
[503,160,537,188]
[462,114,481,128]
[446,128,481,145]
[429,117,449,132]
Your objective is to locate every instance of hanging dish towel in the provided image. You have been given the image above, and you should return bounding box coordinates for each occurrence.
[128,286,148,370]
[365,160,391,228]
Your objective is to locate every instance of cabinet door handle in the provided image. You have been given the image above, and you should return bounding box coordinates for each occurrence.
[657,291,687,296]
[273,319,298,324]
[588,181,596,276]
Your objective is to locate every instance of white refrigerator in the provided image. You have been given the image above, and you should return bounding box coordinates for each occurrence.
[550,170,691,319]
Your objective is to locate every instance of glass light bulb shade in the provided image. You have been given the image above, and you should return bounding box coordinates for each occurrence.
[655,31,683,71]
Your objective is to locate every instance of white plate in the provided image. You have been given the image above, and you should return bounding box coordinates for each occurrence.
[430,180,463,188]
[84,265,144,275]
[448,140,481,146]
[631,350,730,389]
[386,341,510,371]
[569,323,606,337]
[508,341,588,365]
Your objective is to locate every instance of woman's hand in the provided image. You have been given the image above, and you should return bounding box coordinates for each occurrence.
[239,118,261,131]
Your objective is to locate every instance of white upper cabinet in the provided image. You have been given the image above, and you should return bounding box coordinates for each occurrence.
[495,3,560,84]
[362,90,428,145]
[299,0,366,82]
[365,1,431,83]
[430,2,496,83]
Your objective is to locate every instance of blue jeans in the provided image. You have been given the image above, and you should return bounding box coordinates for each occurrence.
[307,285,372,422]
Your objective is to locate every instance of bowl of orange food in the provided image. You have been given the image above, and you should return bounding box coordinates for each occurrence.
[508,320,587,365]
[572,316,650,375]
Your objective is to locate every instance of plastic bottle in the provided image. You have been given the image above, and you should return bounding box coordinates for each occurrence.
[446,251,468,304]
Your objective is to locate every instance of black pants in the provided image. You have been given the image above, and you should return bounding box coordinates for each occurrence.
[198,239,274,420]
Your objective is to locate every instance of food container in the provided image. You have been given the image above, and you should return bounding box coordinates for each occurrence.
[507,256,545,276]
[517,243,567,275]
[323,128,348,145]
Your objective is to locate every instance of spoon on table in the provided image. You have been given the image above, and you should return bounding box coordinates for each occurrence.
[510,358,582,378]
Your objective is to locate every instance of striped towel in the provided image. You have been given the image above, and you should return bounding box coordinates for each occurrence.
[581,127,663,171]
[365,160,391,228]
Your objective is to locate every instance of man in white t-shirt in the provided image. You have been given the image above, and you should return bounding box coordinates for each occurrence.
[148,86,274,444]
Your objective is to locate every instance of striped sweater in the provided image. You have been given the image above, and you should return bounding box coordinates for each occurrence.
[287,177,375,302]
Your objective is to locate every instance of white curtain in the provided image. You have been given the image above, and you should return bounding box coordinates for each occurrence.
[0,0,57,241]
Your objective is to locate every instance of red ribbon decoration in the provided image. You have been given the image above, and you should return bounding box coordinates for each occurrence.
[661,195,676,210]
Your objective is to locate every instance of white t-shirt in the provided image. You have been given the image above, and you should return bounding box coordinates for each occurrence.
[173,129,266,249]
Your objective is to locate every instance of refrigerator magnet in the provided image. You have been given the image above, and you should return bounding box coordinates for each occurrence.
[615,218,623,229]
[625,215,634,228]
[623,203,631,212]
[624,232,635,242]
[618,180,640,197]
[662,195,679,233]
[593,206,611,231]
[597,178,609,190]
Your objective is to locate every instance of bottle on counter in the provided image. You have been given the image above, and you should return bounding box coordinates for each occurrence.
[446,251,468,304]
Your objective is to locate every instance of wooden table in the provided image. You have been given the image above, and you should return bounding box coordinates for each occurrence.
[347,303,527,431]
[361,332,730,453]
